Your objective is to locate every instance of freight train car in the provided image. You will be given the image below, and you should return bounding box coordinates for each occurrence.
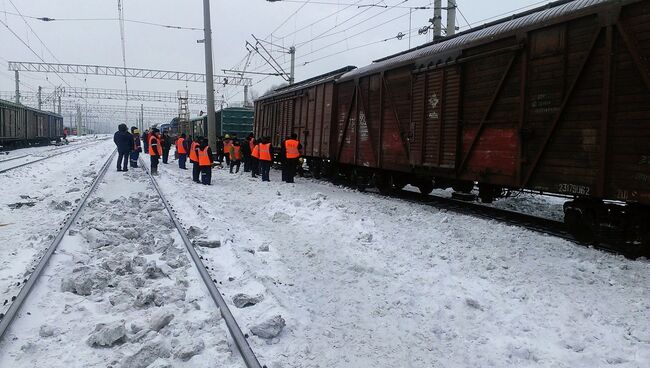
[0,99,64,149]
[254,0,650,247]
[182,107,254,140]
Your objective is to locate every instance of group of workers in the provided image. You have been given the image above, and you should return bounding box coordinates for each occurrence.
[114,124,303,185]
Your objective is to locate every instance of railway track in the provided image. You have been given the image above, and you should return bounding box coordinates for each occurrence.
[387,188,636,257]
[0,139,105,174]
[0,151,261,368]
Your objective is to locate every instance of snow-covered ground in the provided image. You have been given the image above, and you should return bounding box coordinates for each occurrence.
[0,158,245,368]
[0,139,115,316]
[145,158,649,368]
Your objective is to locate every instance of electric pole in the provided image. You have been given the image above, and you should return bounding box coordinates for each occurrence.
[203,0,217,150]
[38,86,42,110]
[14,71,20,104]
[289,46,296,85]
[433,0,442,39]
[447,0,457,36]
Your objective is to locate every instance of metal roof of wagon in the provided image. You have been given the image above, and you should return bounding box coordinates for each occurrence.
[256,65,356,101]
[339,0,617,81]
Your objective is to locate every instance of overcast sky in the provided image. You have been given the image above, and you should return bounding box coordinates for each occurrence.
[1,0,548,122]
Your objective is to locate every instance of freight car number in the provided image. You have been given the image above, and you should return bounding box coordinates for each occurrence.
[557,183,590,195]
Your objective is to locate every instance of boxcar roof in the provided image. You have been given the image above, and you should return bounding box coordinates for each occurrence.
[256,65,356,101]
[0,98,63,118]
[339,0,620,81]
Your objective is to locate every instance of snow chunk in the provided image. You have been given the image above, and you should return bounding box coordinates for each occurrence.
[172,338,205,361]
[38,325,58,338]
[250,315,285,339]
[49,200,72,211]
[120,339,170,368]
[87,322,126,347]
[149,310,174,331]
[272,211,292,224]
[232,293,264,308]
[61,274,94,296]
[194,238,221,248]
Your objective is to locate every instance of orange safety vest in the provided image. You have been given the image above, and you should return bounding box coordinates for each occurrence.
[285,139,300,159]
[189,142,199,162]
[148,135,163,156]
[198,147,211,166]
[224,140,233,156]
[258,143,271,161]
[231,146,242,161]
[251,144,260,159]
[176,137,187,154]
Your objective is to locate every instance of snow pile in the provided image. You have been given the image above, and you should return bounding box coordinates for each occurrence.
[0,166,245,368]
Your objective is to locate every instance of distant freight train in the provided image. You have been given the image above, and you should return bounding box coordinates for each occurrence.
[254,0,650,248]
[0,99,64,148]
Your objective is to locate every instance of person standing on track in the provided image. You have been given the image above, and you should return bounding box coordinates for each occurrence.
[258,137,273,182]
[243,133,254,172]
[161,131,172,164]
[284,133,302,184]
[190,136,202,183]
[148,128,163,175]
[223,135,233,167]
[176,133,188,169]
[251,138,260,178]
[229,140,242,174]
[197,138,214,185]
[130,126,142,168]
[113,123,132,172]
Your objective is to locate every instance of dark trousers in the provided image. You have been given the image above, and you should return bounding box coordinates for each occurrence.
[281,160,287,182]
[229,160,241,173]
[117,151,129,171]
[225,154,231,166]
[285,158,298,183]
[217,151,224,163]
[251,158,259,177]
[200,166,212,185]
[150,155,160,173]
[178,153,187,169]
[192,161,200,182]
[243,155,251,172]
[129,151,139,167]
[260,160,271,182]
[162,149,170,164]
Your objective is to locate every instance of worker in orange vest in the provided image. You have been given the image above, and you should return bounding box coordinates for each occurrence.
[223,135,233,166]
[148,128,163,175]
[229,140,243,174]
[197,138,214,185]
[176,133,188,169]
[258,137,273,182]
[189,136,201,183]
[242,133,254,172]
[251,138,260,178]
[283,133,302,183]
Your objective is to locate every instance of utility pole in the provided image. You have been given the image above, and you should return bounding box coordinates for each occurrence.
[38,86,42,110]
[202,0,217,150]
[140,103,144,130]
[447,0,457,36]
[76,105,82,136]
[58,95,62,115]
[244,85,249,107]
[289,46,296,85]
[52,88,56,112]
[14,70,20,104]
[433,0,442,39]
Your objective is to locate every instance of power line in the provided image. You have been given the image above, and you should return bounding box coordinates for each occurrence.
[0,10,202,31]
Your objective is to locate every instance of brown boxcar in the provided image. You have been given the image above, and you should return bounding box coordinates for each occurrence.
[254,66,355,159]
[255,0,650,246]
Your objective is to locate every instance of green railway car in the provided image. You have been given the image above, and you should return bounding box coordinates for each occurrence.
[181,107,254,140]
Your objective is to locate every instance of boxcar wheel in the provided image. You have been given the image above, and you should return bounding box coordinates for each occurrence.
[565,209,595,243]
[417,180,434,195]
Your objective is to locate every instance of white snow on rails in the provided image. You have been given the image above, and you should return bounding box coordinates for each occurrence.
[146,162,649,368]
[0,154,250,368]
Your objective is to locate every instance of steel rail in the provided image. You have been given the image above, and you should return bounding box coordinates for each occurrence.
[0,149,116,340]
[139,158,263,368]
[0,140,102,174]
[0,154,29,164]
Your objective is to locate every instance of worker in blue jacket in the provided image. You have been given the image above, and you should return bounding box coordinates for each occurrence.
[113,123,132,172]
